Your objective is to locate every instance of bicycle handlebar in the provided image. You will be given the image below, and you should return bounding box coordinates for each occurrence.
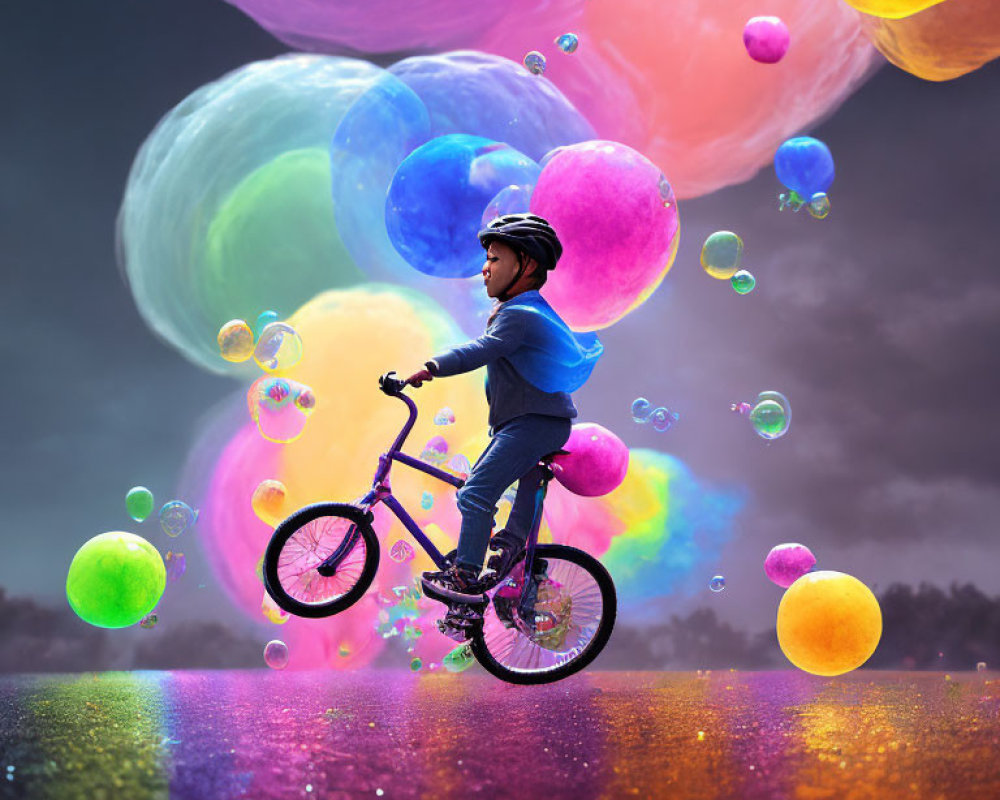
[378,371,409,396]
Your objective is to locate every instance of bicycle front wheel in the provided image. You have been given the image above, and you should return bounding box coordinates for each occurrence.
[263,503,380,618]
[470,544,616,685]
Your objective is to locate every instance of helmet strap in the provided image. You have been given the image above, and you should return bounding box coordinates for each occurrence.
[497,252,527,302]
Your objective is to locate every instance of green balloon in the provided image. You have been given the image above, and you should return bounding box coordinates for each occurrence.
[125,486,154,522]
[66,532,166,629]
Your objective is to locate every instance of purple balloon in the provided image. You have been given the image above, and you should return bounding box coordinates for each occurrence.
[743,16,791,65]
[764,543,816,589]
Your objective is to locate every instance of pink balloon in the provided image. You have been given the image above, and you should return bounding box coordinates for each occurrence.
[552,423,630,497]
[531,141,679,331]
[764,543,817,588]
[743,16,791,63]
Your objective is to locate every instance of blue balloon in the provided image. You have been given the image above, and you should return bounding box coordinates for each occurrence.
[386,134,540,278]
[774,136,835,198]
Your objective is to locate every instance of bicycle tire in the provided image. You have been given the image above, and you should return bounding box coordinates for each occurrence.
[470,544,616,685]
[263,502,380,619]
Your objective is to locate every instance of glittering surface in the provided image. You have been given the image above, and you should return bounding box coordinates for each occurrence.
[0,671,998,798]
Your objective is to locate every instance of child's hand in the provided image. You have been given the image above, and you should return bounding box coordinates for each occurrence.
[406,369,434,388]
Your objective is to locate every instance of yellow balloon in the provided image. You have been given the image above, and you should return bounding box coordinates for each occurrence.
[251,479,288,527]
[843,0,945,19]
[777,570,882,676]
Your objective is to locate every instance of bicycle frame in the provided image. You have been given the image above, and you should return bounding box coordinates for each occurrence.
[319,388,552,587]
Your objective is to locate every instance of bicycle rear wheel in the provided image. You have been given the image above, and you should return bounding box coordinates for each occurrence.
[263,503,380,618]
[470,544,616,685]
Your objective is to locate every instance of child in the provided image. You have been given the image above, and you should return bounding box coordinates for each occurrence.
[402,213,602,605]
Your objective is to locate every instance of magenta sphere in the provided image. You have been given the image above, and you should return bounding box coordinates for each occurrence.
[743,17,791,64]
[530,140,679,332]
[552,423,629,497]
[764,543,816,588]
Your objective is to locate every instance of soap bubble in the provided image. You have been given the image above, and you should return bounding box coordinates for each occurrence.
[778,190,806,213]
[420,436,450,465]
[160,501,197,538]
[164,551,186,583]
[126,486,154,523]
[523,51,547,75]
[631,398,652,423]
[254,310,279,338]
[139,613,159,629]
[252,479,288,527]
[410,657,423,672]
[389,540,416,563]
[774,137,835,199]
[649,407,679,433]
[552,423,629,497]
[443,643,476,673]
[264,639,290,670]
[555,33,580,54]
[295,389,316,412]
[420,492,434,511]
[777,571,881,676]
[248,377,316,443]
[447,454,472,479]
[481,183,533,227]
[743,17,791,64]
[531,140,679,331]
[731,270,756,295]
[66,532,166,629]
[807,193,831,220]
[338,643,352,658]
[254,322,303,372]
[709,575,726,592]
[434,407,456,426]
[701,231,743,280]
[386,134,541,278]
[218,320,255,363]
[764,543,817,588]
[750,400,788,441]
[730,401,753,416]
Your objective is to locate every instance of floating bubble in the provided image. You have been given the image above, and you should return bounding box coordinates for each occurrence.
[433,407,456,426]
[159,501,198,538]
[774,137,835,199]
[386,134,541,278]
[420,435,450,465]
[764,543,817,589]
[778,190,806,213]
[649,407,679,433]
[252,479,288,527]
[443,643,476,673]
[389,540,416,563]
[531,140,679,331]
[731,270,756,295]
[807,192,831,220]
[338,643,351,658]
[218,320,255,363]
[752,391,792,440]
[701,231,743,280]
[254,322,303,372]
[709,575,726,592]
[446,454,472,479]
[631,397,652,423]
[555,33,580,54]
[264,639,290,670]
[481,183,533,227]
[743,16,791,63]
[248,377,316,443]
[552,423,629,497]
[777,571,882,676]
[164,551,186,583]
[420,492,434,511]
[126,486,154,523]
[139,613,158,629]
[66,532,166,629]
[730,401,753,416]
[254,310,280,338]
[523,51,547,75]
[261,591,290,625]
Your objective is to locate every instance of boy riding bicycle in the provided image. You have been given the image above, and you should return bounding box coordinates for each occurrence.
[400,214,601,610]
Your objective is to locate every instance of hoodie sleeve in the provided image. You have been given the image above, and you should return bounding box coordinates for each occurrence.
[428,309,525,377]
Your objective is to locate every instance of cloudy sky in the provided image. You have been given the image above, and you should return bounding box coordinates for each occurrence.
[2,0,998,649]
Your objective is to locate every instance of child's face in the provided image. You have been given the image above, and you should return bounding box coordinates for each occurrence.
[483,241,529,299]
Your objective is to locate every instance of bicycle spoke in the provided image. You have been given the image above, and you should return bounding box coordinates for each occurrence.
[276,516,367,606]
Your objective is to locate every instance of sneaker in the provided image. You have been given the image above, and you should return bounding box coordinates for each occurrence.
[436,603,484,642]
[421,563,488,606]
[483,529,525,588]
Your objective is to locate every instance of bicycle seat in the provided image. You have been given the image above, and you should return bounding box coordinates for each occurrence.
[540,449,570,464]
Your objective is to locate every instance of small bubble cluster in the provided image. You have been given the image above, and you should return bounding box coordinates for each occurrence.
[159,500,197,538]
[709,575,726,592]
[631,397,679,432]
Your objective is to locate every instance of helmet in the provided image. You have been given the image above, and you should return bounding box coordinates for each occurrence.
[478,213,563,271]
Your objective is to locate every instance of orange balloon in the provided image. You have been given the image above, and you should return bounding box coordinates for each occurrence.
[859,0,1000,80]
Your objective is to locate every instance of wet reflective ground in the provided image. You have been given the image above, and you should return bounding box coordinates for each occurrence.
[0,670,998,799]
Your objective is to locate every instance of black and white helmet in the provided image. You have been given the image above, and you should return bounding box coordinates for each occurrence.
[478,213,563,271]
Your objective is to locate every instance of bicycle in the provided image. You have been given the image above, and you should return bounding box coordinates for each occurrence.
[262,372,617,685]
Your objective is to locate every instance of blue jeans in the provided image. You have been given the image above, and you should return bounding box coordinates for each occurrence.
[455,414,572,570]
